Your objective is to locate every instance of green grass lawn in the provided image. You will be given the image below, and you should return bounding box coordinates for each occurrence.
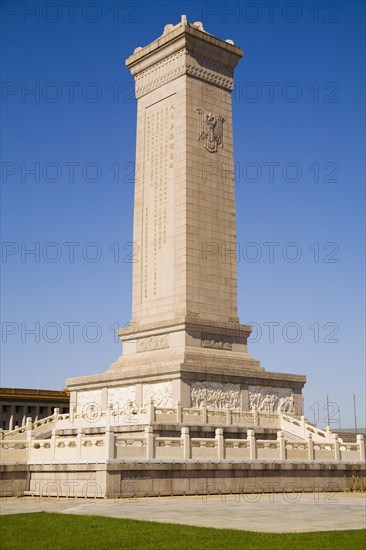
[1,513,365,550]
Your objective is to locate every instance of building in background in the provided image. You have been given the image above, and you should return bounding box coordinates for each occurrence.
[0,388,69,430]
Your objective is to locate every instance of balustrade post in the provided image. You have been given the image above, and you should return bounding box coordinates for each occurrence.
[54,408,60,418]
[307,432,314,461]
[128,400,135,421]
[181,427,190,460]
[76,428,83,461]
[226,405,232,426]
[23,417,33,461]
[26,417,33,433]
[176,401,182,423]
[107,403,114,426]
[51,429,57,461]
[26,417,34,456]
[325,425,332,442]
[300,415,306,436]
[278,411,284,431]
[247,429,256,460]
[145,426,154,460]
[201,404,207,424]
[215,428,224,459]
[357,434,365,462]
[277,430,286,460]
[333,433,340,461]
[253,407,259,427]
[105,427,115,460]
[147,400,155,424]
[69,404,76,425]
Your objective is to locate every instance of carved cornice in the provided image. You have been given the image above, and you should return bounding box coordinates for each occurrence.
[66,361,306,390]
[126,20,243,76]
[135,49,186,98]
[134,49,235,98]
[187,51,233,89]
[118,315,252,340]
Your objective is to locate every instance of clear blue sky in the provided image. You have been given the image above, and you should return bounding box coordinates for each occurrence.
[1,1,365,428]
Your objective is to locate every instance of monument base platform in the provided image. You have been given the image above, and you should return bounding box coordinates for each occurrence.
[66,316,306,416]
[66,362,305,418]
[1,461,365,499]
[1,405,364,498]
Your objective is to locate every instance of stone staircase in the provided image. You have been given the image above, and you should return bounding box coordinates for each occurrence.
[280,414,343,443]
[1,409,67,440]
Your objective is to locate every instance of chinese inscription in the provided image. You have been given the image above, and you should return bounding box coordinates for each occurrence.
[143,97,175,300]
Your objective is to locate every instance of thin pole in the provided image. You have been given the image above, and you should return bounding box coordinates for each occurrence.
[326,394,330,427]
[353,392,358,435]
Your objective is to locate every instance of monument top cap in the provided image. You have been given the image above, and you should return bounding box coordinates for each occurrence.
[163,15,235,44]
[162,15,208,37]
[126,15,243,74]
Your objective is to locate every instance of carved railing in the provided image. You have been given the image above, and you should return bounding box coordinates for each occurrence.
[1,428,364,464]
[0,440,29,462]
[1,424,28,440]
[29,432,108,462]
[1,406,354,453]
[2,409,69,440]
[280,414,342,443]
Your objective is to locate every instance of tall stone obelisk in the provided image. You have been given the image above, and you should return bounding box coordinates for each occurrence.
[67,17,305,413]
[126,17,241,327]
[115,17,260,377]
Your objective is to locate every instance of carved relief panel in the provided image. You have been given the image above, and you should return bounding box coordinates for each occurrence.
[197,108,224,153]
[76,390,103,416]
[190,381,240,410]
[248,386,294,414]
[142,381,173,407]
[137,335,169,353]
[201,333,232,350]
[108,386,136,411]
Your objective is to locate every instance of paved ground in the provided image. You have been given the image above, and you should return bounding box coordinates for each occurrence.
[1,493,365,532]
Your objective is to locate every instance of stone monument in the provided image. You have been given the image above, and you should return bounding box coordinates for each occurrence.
[3,18,363,500]
[67,16,306,415]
